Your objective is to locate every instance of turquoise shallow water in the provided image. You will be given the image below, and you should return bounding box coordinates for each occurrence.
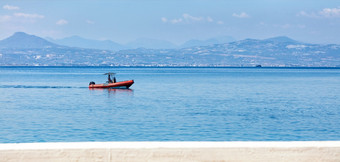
[0,67,340,143]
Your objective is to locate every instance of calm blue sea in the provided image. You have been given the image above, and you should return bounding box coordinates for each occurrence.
[0,67,340,143]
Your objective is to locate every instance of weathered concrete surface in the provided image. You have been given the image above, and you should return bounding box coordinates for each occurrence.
[0,142,340,162]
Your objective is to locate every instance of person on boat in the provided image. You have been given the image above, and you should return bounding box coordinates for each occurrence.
[113,76,116,83]
[108,74,113,83]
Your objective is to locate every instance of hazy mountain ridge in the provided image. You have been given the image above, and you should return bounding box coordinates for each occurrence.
[0,32,339,67]
[47,36,179,50]
[47,36,127,51]
[180,36,235,48]
[47,35,236,50]
[0,32,62,49]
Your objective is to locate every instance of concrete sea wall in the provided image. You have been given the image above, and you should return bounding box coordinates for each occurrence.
[1,142,340,161]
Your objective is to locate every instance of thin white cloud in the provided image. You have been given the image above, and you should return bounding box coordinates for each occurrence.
[182,13,204,22]
[207,17,213,22]
[298,7,340,18]
[272,23,307,30]
[297,24,306,29]
[319,7,340,17]
[3,5,20,10]
[86,20,95,24]
[162,13,214,24]
[281,24,291,29]
[232,12,250,18]
[14,13,44,19]
[161,17,167,23]
[1,13,46,24]
[56,19,68,25]
[217,21,224,25]
[297,11,310,17]
[259,22,266,26]
[297,11,319,18]
[0,15,11,22]
[171,18,183,24]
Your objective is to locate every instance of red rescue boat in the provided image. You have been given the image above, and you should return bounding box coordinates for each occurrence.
[89,72,134,89]
[89,80,134,89]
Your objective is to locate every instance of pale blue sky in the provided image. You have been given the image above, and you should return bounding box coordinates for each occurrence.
[1,0,340,44]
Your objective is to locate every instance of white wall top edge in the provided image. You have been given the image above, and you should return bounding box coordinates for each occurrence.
[1,141,340,150]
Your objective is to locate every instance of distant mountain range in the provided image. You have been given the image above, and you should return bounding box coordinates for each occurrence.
[0,32,62,49]
[0,32,339,67]
[46,36,126,51]
[181,36,235,48]
[46,35,236,50]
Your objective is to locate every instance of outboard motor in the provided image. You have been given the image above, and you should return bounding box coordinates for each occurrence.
[89,81,95,85]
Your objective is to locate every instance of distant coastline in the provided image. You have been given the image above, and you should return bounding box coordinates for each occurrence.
[1,65,340,69]
[1,32,340,67]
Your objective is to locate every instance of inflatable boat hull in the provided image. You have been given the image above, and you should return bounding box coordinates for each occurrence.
[89,80,134,89]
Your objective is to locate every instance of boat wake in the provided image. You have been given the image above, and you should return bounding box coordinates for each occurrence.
[0,85,88,89]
